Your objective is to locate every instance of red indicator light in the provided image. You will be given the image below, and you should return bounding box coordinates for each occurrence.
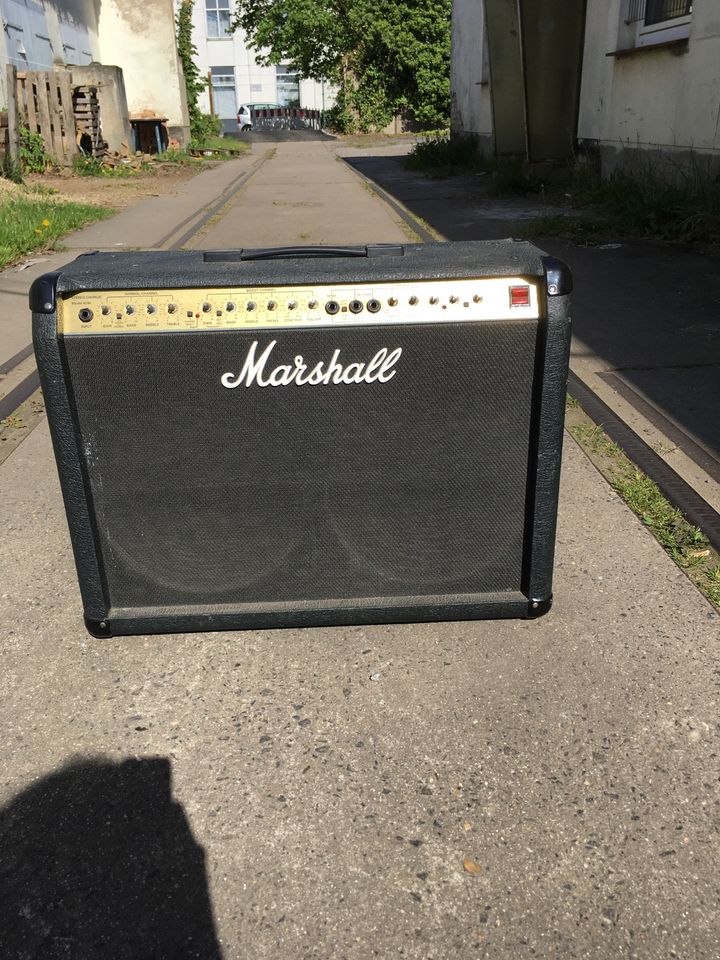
[510,285,531,307]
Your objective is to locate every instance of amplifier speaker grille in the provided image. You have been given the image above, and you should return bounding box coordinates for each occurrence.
[63,321,539,608]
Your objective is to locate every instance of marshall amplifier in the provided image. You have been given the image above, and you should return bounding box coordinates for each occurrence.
[31,241,572,637]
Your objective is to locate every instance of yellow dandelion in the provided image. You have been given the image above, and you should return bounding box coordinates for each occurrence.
[42,218,50,227]
[34,228,43,235]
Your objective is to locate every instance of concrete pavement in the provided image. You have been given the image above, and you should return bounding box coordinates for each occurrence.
[343,152,720,517]
[1,139,719,960]
[187,141,409,248]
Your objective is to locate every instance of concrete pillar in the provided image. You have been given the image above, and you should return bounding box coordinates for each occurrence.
[71,63,132,153]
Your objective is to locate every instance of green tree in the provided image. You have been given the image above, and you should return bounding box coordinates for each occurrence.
[230,0,451,131]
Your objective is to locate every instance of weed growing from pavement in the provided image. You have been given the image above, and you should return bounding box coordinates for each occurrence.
[0,195,113,268]
[566,401,720,610]
[403,134,490,178]
[72,156,137,178]
[405,136,720,244]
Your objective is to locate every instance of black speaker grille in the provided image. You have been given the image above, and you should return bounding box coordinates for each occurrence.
[63,321,539,608]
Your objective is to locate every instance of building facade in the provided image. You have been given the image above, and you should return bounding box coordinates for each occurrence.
[451,0,719,176]
[186,0,333,133]
[1,0,190,143]
[578,0,718,176]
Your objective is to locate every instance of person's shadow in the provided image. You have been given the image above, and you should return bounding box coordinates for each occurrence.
[0,756,223,959]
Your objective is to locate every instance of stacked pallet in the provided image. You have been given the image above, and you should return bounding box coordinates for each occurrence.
[72,85,104,157]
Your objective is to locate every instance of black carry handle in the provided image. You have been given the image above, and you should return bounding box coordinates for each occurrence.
[203,244,405,263]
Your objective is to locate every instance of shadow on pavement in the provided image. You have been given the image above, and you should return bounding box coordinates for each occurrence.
[346,154,720,473]
[0,757,223,959]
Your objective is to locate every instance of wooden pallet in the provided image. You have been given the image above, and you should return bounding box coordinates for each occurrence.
[16,68,76,166]
[73,85,104,157]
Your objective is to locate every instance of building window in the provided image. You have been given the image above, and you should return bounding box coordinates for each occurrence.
[276,64,300,107]
[627,0,692,23]
[206,0,231,38]
[625,0,692,46]
[644,0,692,24]
[210,66,236,118]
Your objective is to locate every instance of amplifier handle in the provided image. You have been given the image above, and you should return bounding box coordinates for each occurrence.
[203,245,405,262]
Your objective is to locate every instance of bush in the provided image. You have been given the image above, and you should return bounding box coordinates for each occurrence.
[189,111,223,149]
[19,126,50,173]
[403,134,485,177]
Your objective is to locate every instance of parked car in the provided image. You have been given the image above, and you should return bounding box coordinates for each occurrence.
[236,103,282,131]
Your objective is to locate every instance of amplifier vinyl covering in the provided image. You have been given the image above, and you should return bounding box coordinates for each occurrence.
[31,241,572,637]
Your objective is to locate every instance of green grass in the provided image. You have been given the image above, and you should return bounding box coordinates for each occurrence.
[405,136,720,245]
[403,134,489,178]
[524,163,720,245]
[566,408,720,609]
[0,195,114,268]
[72,156,138,178]
[197,136,249,154]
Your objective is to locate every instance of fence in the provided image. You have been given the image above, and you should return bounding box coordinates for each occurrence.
[16,67,77,164]
[249,107,323,131]
[5,64,78,167]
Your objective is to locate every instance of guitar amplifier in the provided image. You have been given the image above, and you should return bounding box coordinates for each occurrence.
[31,241,571,638]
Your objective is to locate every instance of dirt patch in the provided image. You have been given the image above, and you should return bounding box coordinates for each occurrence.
[23,162,214,210]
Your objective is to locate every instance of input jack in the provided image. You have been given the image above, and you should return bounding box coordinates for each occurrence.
[367,299,381,314]
[325,300,340,315]
[348,300,363,314]
[78,308,94,323]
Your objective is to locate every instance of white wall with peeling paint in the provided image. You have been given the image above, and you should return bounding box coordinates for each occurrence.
[98,0,190,142]
[578,0,720,173]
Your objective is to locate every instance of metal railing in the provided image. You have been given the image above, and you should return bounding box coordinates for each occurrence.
[626,0,692,24]
[248,107,323,131]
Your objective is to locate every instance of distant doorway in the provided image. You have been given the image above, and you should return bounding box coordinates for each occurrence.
[210,66,237,133]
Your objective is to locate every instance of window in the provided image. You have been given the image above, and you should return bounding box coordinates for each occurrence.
[206,0,231,38]
[627,0,692,24]
[276,64,300,107]
[625,0,692,47]
[210,66,236,118]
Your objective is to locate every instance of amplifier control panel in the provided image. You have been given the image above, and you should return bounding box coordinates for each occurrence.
[58,277,541,335]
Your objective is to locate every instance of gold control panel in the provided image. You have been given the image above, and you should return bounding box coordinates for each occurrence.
[58,277,541,335]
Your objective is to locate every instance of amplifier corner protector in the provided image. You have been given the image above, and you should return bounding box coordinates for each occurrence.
[542,257,572,297]
[84,614,113,638]
[29,271,61,313]
[527,595,553,618]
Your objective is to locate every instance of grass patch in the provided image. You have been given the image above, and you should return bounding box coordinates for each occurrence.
[406,136,720,244]
[566,401,720,610]
[197,136,249,154]
[153,148,204,167]
[403,134,489,178]
[524,163,720,245]
[0,194,114,267]
[72,156,138,178]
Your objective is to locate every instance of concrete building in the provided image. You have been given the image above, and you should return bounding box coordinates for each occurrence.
[451,0,718,177]
[184,0,333,133]
[1,0,190,144]
[578,0,718,177]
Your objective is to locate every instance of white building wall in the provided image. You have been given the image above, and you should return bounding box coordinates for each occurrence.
[187,0,334,131]
[98,0,190,142]
[578,0,720,173]
[450,0,492,144]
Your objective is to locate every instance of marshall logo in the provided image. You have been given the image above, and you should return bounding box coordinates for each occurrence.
[221,339,402,389]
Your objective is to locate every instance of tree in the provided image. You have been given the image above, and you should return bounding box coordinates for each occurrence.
[230,0,451,131]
